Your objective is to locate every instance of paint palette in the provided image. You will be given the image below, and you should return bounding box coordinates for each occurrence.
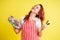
[8,16,21,29]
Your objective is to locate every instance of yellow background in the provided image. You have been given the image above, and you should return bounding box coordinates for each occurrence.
[0,0,60,40]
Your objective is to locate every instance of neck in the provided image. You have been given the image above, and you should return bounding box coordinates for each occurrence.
[29,12,36,20]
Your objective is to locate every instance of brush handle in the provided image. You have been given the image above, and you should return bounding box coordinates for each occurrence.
[44,20,50,27]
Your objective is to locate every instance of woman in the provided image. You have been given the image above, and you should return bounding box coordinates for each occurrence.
[8,4,50,40]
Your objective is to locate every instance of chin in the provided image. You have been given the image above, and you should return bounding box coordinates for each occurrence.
[31,10,35,13]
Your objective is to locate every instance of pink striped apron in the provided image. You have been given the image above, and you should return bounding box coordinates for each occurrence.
[21,20,39,40]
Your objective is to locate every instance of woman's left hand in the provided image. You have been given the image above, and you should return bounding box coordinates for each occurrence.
[45,20,50,27]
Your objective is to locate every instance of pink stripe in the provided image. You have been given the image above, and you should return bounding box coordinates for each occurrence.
[21,20,39,40]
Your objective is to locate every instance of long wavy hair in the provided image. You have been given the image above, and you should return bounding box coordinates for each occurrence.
[24,4,45,25]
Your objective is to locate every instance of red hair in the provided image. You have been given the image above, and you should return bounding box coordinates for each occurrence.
[24,4,45,24]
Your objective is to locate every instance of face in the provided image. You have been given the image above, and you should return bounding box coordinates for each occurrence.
[31,4,41,15]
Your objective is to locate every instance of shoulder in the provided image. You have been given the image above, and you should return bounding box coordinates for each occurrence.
[35,17,41,28]
[35,17,41,22]
[20,16,25,25]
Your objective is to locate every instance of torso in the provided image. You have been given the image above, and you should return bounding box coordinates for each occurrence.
[21,20,39,40]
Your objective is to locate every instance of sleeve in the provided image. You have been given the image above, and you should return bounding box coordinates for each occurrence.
[36,18,41,28]
[20,16,25,26]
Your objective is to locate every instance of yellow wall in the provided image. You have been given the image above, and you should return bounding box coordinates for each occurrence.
[0,0,60,40]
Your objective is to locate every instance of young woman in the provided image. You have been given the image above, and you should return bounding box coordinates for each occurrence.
[8,4,50,40]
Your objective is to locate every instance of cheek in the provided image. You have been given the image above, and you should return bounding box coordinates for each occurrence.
[36,9,40,13]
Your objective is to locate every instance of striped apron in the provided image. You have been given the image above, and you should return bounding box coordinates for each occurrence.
[21,20,39,40]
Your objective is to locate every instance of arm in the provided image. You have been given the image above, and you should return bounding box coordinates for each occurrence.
[37,25,47,37]
[37,27,42,37]
[37,20,50,37]
[41,20,50,30]
[13,16,25,34]
[13,27,21,34]
[8,16,21,34]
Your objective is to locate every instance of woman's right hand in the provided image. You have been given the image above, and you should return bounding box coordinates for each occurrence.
[13,27,21,34]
